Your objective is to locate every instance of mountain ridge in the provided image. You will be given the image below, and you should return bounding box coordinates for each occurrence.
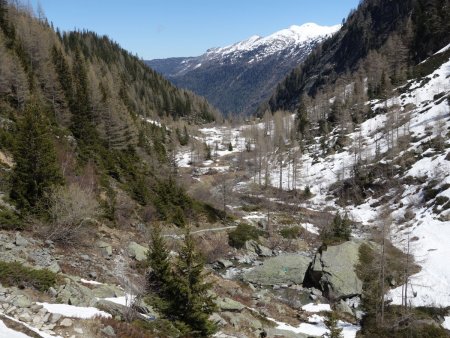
[146,23,340,116]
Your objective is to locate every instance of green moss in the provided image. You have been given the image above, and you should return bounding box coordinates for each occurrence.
[0,261,57,292]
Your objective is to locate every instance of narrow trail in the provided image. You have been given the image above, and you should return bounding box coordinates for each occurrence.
[163,225,237,239]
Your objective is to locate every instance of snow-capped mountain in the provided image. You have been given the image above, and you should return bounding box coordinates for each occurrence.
[146,23,340,116]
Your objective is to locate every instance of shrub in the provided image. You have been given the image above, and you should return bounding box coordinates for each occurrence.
[228,223,263,249]
[45,183,100,244]
[320,212,352,243]
[435,196,449,206]
[303,186,312,198]
[280,226,303,239]
[0,261,56,291]
[0,207,23,230]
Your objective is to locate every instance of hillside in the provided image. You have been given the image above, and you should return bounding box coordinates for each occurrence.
[0,1,225,228]
[172,44,450,335]
[147,23,340,116]
[263,0,450,114]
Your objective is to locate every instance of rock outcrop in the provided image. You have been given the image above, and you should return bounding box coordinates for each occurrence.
[243,254,310,286]
[304,240,364,300]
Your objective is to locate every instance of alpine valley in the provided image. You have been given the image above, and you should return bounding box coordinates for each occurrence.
[0,0,450,338]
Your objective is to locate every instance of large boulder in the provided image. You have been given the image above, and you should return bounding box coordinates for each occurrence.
[56,279,96,306]
[245,240,273,257]
[243,254,310,286]
[215,297,245,312]
[304,240,364,300]
[128,242,148,262]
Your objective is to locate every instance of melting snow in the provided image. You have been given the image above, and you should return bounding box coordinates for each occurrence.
[270,314,360,337]
[37,303,111,319]
[301,303,331,312]
[0,320,32,338]
[1,314,62,338]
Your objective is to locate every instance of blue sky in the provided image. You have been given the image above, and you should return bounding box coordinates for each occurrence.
[32,0,360,60]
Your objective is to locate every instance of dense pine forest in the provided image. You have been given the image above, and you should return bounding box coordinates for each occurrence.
[0,0,222,228]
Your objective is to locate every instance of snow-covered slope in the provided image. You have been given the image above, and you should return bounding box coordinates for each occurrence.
[177,50,450,320]
[147,23,340,116]
[198,23,340,65]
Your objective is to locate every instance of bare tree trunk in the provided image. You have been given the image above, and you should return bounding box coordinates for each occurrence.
[279,154,283,190]
[380,221,386,326]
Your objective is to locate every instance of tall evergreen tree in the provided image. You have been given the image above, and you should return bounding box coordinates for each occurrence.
[169,228,217,337]
[10,101,63,210]
[146,224,172,313]
[70,51,97,145]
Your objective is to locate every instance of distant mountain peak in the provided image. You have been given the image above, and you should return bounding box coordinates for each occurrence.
[147,22,341,115]
[207,23,341,61]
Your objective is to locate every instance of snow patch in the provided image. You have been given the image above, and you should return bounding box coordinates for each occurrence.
[301,303,331,312]
[37,303,111,319]
[0,320,32,338]
[1,314,62,338]
[443,316,450,330]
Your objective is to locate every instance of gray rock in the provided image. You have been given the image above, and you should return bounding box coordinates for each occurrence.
[267,327,308,338]
[88,271,97,279]
[13,294,32,308]
[215,297,245,312]
[336,299,353,315]
[310,288,322,296]
[47,261,61,274]
[245,240,272,257]
[18,311,32,322]
[50,313,62,324]
[305,240,364,299]
[217,259,233,269]
[80,255,91,261]
[4,242,15,250]
[48,287,58,297]
[210,313,227,327]
[97,241,112,257]
[57,280,96,306]
[127,242,148,262]
[91,284,125,299]
[60,318,73,327]
[101,325,116,336]
[243,254,310,286]
[15,232,28,247]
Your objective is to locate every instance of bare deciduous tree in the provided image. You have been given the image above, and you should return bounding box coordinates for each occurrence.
[45,183,100,244]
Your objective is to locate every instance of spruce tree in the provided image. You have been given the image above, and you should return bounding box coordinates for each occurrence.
[70,51,97,145]
[170,228,217,337]
[10,102,63,211]
[325,312,343,338]
[146,224,172,313]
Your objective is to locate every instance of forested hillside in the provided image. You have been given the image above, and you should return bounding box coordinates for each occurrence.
[0,0,220,228]
[148,23,339,116]
[263,0,450,115]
